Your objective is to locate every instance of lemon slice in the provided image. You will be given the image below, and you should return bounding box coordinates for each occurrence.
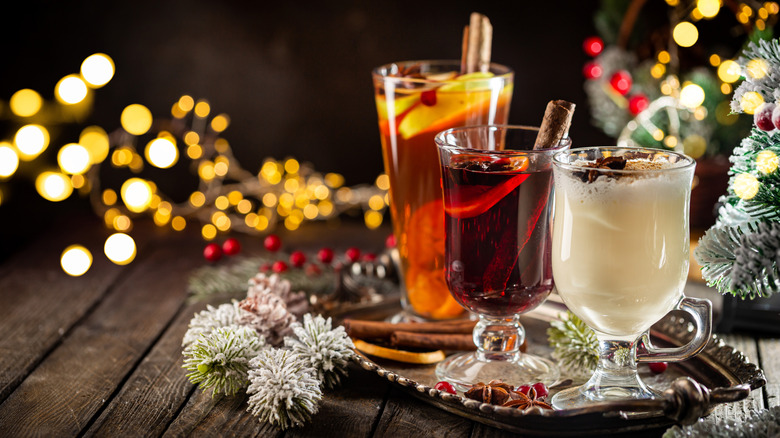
[353,338,446,364]
[375,93,420,121]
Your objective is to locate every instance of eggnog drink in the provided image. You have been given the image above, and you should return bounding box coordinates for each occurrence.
[552,153,694,339]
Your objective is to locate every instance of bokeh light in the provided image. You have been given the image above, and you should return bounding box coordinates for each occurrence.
[79,126,110,164]
[121,104,153,135]
[0,143,19,178]
[57,143,91,174]
[61,245,93,276]
[35,171,73,201]
[680,83,706,108]
[145,137,179,169]
[673,22,699,47]
[194,100,210,117]
[211,114,230,132]
[10,89,42,117]
[697,0,720,18]
[104,233,137,265]
[121,178,153,212]
[740,91,765,114]
[55,75,89,104]
[717,60,741,83]
[14,124,49,160]
[80,53,115,87]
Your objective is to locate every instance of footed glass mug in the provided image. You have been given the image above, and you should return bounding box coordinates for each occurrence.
[372,60,513,320]
[434,125,568,389]
[550,147,712,409]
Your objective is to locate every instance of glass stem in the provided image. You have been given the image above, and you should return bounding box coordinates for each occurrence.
[474,315,524,362]
[580,336,654,401]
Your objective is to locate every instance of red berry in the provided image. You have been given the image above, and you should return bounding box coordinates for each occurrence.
[583,36,604,57]
[385,234,396,249]
[772,105,780,130]
[222,238,241,256]
[648,362,668,374]
[203,243,222,262]
[516,384,531,395]
[290,251,307,267]
[362,253,377,262]
[421,89,437,106]
[259,263,272,273]
[755,103,776,131]
[345,247,361,263]
[272,260,288,273]
[609,70,632,95]
[318,247,334,263]
[264,234,282,252]
[531,382,549,398]
[628,94,649,115]
[583,61,603,79]
[305,263,322,276]
[434,381,456,394]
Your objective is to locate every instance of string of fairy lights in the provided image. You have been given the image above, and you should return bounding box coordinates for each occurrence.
[583,0,779,158]
[0,53,389,277]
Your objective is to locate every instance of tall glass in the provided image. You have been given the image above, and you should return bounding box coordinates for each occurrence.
[434,125,566,389]
[550,147,712,409]
[373,61,513,320]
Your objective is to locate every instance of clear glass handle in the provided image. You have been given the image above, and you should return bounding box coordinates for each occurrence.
[636,297,712,363]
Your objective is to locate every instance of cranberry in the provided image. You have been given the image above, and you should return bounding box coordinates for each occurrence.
[772,105,780,130]
[222,238,241,256]
[755,103,776,131]
[583,36,604,57]
[385,234,396,249]
[434,381,456,394]
[289,251,307,267]
[648,362,668,374]
[516,384,531,395]
[362,253,377,262]
[628,94,649,115]
[345,247,361,263]
[421,89,437,106]
[317,247,334,263]
[531,382,549,398]
[203,243,222,262]
[583,61,602,79]
[264,234,282,252]
[272,261,288,273]
[609,70,632,95]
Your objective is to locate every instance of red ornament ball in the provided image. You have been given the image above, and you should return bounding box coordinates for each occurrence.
[583,36,604,57]
[222,238,241,256]
[434,381,456,395]
[628,94,649,115]
[318,247,334,263]
[290,251,307,267]
[755,103,776,131]
[648,362,668,374]
[264,234,282,252]
[203,243,223,262]
[305,263,322,276]
[583,61,603,79]
[385,234,396,249]
[345,247,361,263]
[259,263,272,273]
[421,89,437,106]
[609,70,632,95]
[272,260,288,273]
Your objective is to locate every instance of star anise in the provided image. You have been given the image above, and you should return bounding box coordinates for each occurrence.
[575,155,628,183]
[502,387,553,411]
[464,380,514,405]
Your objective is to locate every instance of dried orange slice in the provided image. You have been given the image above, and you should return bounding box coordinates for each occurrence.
[352,339,446,364]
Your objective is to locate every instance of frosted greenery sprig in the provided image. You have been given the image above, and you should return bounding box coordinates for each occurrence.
[183,326,264,397]
[246,348,322,430]
[284,314,355,389]
[663,405,780,437]
[182,300,246,347]
[547,311,599,373]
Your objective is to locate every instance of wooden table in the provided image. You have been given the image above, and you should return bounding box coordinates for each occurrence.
[0,216,777,437]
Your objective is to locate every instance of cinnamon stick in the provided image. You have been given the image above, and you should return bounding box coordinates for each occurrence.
[391,331,476,351]
[343,319,476,340]
[461,12,493,74]
[533,100,576,150]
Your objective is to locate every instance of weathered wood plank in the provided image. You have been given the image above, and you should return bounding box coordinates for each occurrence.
[708,333,764,421]
[0,215,132,402]
[373,386,472,438]
[286,364,391,438]
[0,233,201,436]
[758,337,779,408]
[82,301,206,437]
[166,391,281,438]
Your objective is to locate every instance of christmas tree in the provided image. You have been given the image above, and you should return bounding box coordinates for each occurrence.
[694,38,780,299]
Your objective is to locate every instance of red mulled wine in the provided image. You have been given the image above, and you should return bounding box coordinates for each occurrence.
[441,157,554,317]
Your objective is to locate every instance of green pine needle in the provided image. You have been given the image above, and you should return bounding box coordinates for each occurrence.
[547,311,599,373]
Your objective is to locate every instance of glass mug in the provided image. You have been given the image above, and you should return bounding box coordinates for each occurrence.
[549,147,712,408]
[434,125,568,389]
[372,60,513,320]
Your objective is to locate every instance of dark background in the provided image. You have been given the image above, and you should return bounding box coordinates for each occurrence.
[0,0,751,258]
